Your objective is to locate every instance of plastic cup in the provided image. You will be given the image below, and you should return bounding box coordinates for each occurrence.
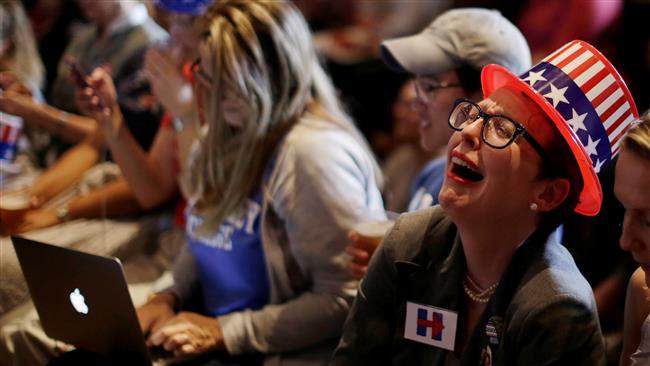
[0,190,30,234]
[352,220,395,262]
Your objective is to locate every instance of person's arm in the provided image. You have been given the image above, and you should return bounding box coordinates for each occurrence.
[17,178,145,233]
[620,268,650,366]
[107,112,179,209]
[82,68,180,209]
[30,129,103,206]
[61,177,144,219]
[216,129,386,355]
[0,90,95,143]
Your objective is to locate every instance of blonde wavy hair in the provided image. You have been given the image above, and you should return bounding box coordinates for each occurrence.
[0,0,44,90]
[188,0,381,230]
[622,111,650,161]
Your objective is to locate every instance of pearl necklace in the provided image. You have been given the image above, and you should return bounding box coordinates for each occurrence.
[463,273,499,303]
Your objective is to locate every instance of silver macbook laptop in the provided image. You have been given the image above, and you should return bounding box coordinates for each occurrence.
[11,236,153,365]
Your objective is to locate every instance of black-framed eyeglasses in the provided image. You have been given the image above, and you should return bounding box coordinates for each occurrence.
[414,77,462,100]
[191,57,213,88]
[448,98,547,159]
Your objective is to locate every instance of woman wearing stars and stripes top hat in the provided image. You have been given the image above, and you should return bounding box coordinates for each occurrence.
[332,40,638,366]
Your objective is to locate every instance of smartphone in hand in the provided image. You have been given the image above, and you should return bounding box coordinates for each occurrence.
[65,56,89,88]
[64,56,105,109]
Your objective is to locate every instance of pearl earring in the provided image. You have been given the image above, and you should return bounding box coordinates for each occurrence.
[529,202,538,211]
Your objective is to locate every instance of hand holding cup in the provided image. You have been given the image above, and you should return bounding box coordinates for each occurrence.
[346,220,395,280]
[0,189,31,234]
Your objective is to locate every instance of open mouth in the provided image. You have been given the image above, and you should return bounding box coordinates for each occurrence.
[450,156,484,182]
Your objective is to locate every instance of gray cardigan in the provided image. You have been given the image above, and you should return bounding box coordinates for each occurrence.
[332,206,607,365]
[169,116,385,365]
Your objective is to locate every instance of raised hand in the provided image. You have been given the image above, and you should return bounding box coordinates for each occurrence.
[77,68,123,142]
[144,47,193,119]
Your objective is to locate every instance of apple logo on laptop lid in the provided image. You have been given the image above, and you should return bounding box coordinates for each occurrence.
[69,288,89,315]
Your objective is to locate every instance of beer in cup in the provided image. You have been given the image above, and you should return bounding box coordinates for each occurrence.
[352,220,395,263]
[0,190,30,234]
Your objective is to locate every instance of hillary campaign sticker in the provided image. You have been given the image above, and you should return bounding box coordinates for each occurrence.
[404,302,457,351]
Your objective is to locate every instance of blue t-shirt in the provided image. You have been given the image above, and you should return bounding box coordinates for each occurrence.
[186,188,270,317]
[407,156,446,212]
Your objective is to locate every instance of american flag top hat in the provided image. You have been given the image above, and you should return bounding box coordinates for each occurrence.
[0,113,23,163]
[481,40,638,216]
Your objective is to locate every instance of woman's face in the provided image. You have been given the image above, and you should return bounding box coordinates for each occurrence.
[439,87,557,223]
[197,43,250,129]
[391,80,420,143]
[615,147,650,287]
[220,87,249,129]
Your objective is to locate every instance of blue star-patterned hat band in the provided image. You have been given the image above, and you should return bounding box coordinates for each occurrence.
[481,40,638,216]
[154,0,213,15]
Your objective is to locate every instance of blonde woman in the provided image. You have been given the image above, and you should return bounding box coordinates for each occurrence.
[123,1,385,365]
[616,113,650,366]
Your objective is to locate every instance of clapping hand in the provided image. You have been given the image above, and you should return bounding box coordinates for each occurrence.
[144,47,193,119]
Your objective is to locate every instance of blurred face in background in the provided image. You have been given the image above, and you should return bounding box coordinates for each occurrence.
[412,69,468,154]
[615,147,650,287]
[391,79,420,144]
[196,42,250,129]
[77,0,120,27]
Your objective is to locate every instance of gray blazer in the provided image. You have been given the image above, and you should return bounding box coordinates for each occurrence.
[332,206,606,365]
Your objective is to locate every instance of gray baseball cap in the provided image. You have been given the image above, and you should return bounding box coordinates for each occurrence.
[381,8,531,76]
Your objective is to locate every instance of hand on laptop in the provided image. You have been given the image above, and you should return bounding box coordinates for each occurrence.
[147,311,224,358]
[138,292,176,335]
